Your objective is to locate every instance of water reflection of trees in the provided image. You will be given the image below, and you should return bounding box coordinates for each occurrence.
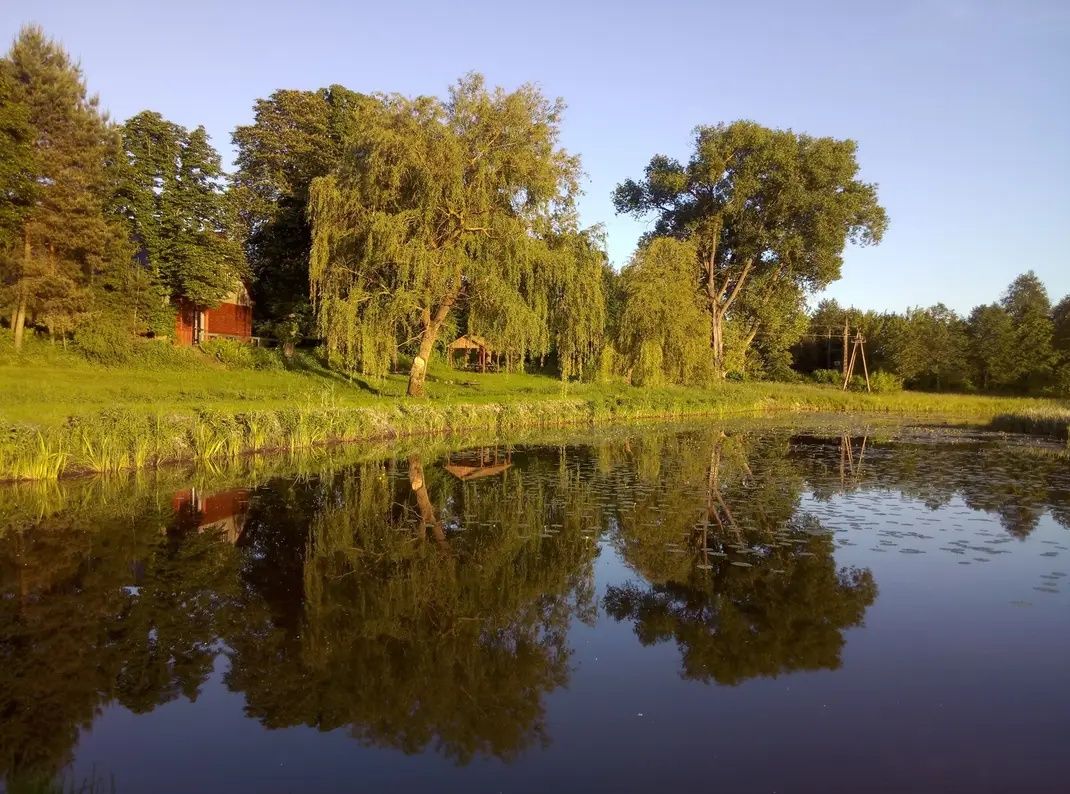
[0,428,1067,786]
[224,453,600,763]
[793,435,1070,538]
[0,453,602,785]
[601,431,877,684]
[0,485,240,788]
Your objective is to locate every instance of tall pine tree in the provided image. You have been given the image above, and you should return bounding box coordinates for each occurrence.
[119,111,245,310]
[0,26,130,349]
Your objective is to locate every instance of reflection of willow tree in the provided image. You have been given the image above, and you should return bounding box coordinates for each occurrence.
[223,453,600,763]
[795,436,1070,538]
[603,430,877,685]
[0,481,241,788]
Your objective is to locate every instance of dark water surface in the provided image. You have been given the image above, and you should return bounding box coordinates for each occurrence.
[2,422,1068,793]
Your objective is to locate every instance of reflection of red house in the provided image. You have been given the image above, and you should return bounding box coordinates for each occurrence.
[171,487,251,544]
[174,284,253,346]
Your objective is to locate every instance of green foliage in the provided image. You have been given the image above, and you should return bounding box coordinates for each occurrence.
[0,26,134,348]
[867,370,904,393]
[617,238,713,386]
[232,85,363,338]
[118,112,247,307]
[614,120,887,375]
[811,368,843,386]
[0,57,34,248]
[308,73,593,396]
[547,229,607,380]
[967,303,1017,391]
[1051,363,1070,399]
[884,304,969,391]
[1053,295,1070,357]
[1001,271,1055,391]
[201,338,253,368]
[71,312,201,370]
[72,314,138,365]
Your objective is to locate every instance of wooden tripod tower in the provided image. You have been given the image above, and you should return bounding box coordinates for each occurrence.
[841,330,871,392]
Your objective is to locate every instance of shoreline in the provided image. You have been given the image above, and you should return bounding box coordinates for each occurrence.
[3,387,1067,483]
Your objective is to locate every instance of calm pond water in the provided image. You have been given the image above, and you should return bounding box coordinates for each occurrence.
[1,421,1068,793]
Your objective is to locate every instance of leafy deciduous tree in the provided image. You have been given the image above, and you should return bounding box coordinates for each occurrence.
[967,303,1017,391]
[614,121,887,376]
[1001,271,1055,390]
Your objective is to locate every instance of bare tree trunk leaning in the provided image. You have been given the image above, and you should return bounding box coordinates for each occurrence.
[14,231,30,352]
[710,311,724,376]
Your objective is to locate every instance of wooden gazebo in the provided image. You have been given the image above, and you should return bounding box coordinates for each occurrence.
[447,334,495,372]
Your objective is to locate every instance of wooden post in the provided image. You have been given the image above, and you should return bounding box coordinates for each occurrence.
[842,340,857,390]
[858,334,871,392]
[842,316,850,377]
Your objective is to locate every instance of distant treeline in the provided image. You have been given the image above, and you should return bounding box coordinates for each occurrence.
[1,26,1064,396]
[793,272,1070,395]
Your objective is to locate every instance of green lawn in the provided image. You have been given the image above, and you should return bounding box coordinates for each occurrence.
[1,337,1066,481]
[0,345,635,424]
[1,337,1066,427]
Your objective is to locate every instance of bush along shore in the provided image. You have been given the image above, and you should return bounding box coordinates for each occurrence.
[2,384,1068,482]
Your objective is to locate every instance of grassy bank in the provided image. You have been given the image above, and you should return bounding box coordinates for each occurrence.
[2,338,1067,481]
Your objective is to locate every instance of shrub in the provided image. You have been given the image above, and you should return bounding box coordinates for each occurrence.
[202,338,254,368]
[868,370,904,393]
[1050,364,1070,398]
[74,317,137,365]
[810,369,843,387]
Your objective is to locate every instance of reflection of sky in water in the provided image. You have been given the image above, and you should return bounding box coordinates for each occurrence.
[2,425,1065,793]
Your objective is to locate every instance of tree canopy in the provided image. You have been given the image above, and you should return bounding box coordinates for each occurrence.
[232,85,364,340]
[0,25,132,349]
[307,73,600,395]
[616,238,712,385]
[614,120,887,376]
[119,110,246,308]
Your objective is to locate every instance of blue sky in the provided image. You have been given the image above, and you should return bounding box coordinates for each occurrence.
[3,0,1068,313]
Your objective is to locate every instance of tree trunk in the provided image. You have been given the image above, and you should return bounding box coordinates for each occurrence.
[711,310,725,377]
[12,295,27,352]
[408,455,447,545]
[407,298,455,398]
[407,323,440,398]
[14,230,30,352]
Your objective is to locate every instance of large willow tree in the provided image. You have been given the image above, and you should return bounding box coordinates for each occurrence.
[308,74,594,396]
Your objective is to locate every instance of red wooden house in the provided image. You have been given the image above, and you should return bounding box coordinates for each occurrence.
[174,283,253,346]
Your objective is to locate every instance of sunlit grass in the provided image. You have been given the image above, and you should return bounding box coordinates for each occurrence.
[1,337,1067,480]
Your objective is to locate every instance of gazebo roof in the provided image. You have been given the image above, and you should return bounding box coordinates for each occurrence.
[447,334,492,351]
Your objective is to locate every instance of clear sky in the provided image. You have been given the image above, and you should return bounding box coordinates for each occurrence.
[3,0,1068,313]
